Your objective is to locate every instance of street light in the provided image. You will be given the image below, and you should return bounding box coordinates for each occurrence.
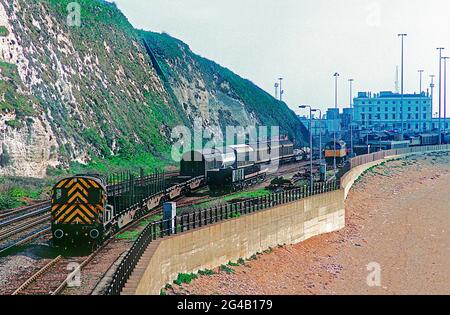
[333,72,339,171]
[430,74,436,132]
[315,108,323,163]
[437,47,445,143]
[444,57,449,135]
[299,105,314,190]
[348,78,354,156]
[418,70,424,132]
[398,34,407,140]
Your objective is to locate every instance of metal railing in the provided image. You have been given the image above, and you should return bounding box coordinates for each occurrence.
[105,180,340,295]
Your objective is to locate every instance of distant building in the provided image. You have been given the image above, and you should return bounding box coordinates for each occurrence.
[353,91,433,132]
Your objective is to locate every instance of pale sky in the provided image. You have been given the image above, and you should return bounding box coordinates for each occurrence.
[112,0,450,116]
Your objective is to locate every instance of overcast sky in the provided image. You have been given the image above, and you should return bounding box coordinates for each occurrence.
[112,0,450,115]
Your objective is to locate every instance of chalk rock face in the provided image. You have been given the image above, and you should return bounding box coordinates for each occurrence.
[0,0,307,178]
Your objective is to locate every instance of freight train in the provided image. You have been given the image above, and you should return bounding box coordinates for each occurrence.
[51,171,204,248]
[181,140,301,191]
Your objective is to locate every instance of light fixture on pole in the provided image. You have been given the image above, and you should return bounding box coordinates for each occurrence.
[333,72,339,171]
[418,70,424,132]
[299,105,314,190]
[398,34,407,139]
[348,78,354,156]
[430,74,435,132]
[443,57,449,134]
[279,77,284,102]
[316,108,323,163]
[437,47,445,144]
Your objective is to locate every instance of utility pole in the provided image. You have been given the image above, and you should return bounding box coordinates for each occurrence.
[349,78,354,156]
[437,47,445,144]
[398,34,407,139]
[333,72,339,171]
[418,70,424,132]
[444,57,449,135]
[299,105,315,191]
[430,75,435,132]
[279,78,284,102]
[274,82,279,99]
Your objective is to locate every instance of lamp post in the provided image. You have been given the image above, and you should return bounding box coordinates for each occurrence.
[430,75,435,132]
[349,78,354,156]
[398,34,407,139]
[299,105,314,190]
[333,72,339,171]
[316,109,323,163]
[437,47,445,143]
[418,70,424,132]
[279,77,284,102]
[444,57,449,135]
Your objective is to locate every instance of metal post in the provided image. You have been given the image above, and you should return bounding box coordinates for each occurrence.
[418,70,424,132]
[333,72,339,171]
[349,78,354,156]
[299,104,315,190]
[317,109,323,163]
[437,47,445,144]
[398,34,407,140]
[430,75,435,132]
[444,57,449,135]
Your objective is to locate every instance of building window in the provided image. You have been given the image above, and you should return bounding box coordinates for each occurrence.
[369,107,372,112]
[361,114,365,120]
[369,114,372,119]
[415,124,419,129]
[408,107,411,111]
[385,114,388,119]
[385,101,388,104]
[423,107,427,111]
[377,107,380,112]
[377,101,381,104]
[408,123,411,129]
[385,107,388,112]
[415,114,419,119]
[416,107,419,112]
[408,101,411,104]
[393,114,396,119]
[423,114,427,119]
[408,114,411,119]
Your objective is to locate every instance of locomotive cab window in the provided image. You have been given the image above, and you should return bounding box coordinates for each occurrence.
[87,188,102,203]
[53,188,69,203]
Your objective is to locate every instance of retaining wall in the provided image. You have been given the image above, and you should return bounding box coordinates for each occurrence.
[127,189,345,295]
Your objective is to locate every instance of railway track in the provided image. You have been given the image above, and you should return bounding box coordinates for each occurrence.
[10,205,164,295]
[0,203,52,256]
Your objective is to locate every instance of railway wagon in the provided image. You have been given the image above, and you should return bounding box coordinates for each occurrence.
[324,140,347,166]
[419,133,440,146]
[180,149,224,177]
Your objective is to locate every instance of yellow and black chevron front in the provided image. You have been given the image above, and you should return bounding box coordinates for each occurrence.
[51,176,106,225]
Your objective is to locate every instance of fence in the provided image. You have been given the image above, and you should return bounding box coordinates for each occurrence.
[105,180,339,295]
[105,144,450,295]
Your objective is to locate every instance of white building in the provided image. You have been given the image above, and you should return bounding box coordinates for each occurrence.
[353,91,433,132]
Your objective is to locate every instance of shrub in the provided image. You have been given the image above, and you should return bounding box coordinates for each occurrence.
[173,273,198,285]
[220,265,234,274]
